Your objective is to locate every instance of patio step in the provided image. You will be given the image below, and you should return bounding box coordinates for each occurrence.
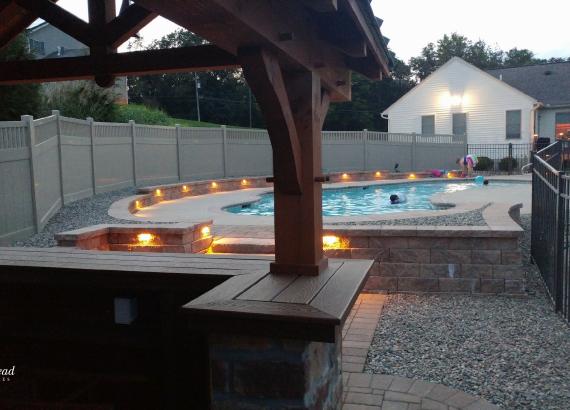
[211,237,275,254]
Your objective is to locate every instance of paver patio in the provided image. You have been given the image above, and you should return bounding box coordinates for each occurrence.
[342,294,499,410]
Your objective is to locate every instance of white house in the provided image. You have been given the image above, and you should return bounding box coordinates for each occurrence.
[382,57,553,145]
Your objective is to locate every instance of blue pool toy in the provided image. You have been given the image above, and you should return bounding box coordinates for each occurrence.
[474,175,485,185]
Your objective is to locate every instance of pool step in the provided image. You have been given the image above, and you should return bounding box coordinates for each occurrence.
[212,237,275,254]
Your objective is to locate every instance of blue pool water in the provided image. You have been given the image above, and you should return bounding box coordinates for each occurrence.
[225,181,514,217]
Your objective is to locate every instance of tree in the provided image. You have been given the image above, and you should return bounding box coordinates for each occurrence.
[410,33,505,79]
[503,48,536,67]
[0,35,43,120]
[128,29,265,128]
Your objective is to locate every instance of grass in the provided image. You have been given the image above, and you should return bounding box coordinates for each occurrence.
[115,104,220,128]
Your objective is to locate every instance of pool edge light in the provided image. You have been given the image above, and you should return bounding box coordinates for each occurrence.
[322,235,342,250]
[136,233,155,246]
[201,226,211,238]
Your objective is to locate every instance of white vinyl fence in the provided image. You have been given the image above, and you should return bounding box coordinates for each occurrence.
[0,112,467,244]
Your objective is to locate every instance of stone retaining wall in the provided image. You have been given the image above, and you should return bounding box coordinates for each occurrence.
[324,225,525,295]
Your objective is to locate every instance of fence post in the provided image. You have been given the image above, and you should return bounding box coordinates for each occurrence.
[221,125,228,178]
[362,129,368,171]
[508,142,513,175]
[176,124,182,182]
[130,120,137,187]
[411,133,417,171]
[52,110,65,206]
[22,115,39,234]
[88,117,97,195]
[555,171,566,312]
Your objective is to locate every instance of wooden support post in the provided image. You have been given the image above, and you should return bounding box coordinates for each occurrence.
[88,0,116,87]
[241,48,330,275]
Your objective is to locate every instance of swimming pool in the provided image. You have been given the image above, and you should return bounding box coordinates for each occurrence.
[224,181,515,216]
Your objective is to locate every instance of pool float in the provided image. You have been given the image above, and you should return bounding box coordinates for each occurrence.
[474,175,485,185]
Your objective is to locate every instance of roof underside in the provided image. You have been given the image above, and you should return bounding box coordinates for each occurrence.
[488,62,570,106]
[0,0,392,87]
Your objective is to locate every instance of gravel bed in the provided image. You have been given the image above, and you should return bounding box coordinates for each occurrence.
[329,205,488,226]
[12,188,146,248]
[365,215,570,410]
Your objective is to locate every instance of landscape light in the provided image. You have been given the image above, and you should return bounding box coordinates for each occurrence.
[155,189,162,197]
[408,173,416,179]
[375,171,381,177]
[201,226,211,238]
[241,179,248,186]
[341,173,349,180]
[182,185,189,192]
[135,200,141,209]
[322,235,341,249]
[137,233,154,246]
[211,182,218,188]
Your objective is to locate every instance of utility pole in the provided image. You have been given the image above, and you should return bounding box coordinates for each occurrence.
[194,74,201,122]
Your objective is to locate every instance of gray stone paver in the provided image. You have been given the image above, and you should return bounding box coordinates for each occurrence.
[342,294,500,410]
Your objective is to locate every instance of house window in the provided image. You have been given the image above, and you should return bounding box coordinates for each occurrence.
[421,115,435,135]
[28,38,45,56]
[555,112,570,140]
[506,110,521,139]
[452,113,467,135]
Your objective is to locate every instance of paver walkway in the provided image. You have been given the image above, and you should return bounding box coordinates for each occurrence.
[342,294,499,410]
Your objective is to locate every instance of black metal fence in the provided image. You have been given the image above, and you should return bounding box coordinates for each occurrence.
[468,143,532,174]
[531,140,570,322]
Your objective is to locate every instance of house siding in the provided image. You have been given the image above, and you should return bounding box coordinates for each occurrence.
[28,24,86,59]
[385,58,537,145]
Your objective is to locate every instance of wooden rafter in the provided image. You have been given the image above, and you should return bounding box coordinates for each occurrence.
[304,0,338,13]
[106,4,157,48]
[13,0,93,46]
[133,0,353,102]
[240,48,302,195]
[0,45,239,85]
[0,0,56,50]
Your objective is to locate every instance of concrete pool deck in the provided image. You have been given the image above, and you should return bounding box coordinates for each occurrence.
[109,175,531,226]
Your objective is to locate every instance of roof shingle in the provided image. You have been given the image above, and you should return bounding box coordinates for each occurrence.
[487,62,570,107]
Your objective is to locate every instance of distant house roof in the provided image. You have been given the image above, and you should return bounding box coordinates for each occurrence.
[487,62,570,107]
[44,48,89,59]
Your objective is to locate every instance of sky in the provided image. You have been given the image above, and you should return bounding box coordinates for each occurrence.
[43,0,570,63]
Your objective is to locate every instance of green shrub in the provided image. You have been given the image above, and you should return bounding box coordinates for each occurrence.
[43,82,118,121]
[115,104,172,125]
[115,104,220,127]
[498,157,518,171]
[474,156,493,171]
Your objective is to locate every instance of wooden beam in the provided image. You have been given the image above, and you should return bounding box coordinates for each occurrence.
[304,0,338,13]
[13,0,93,46]
[0,1,58,50]
[0,45,239,85]
[343,0,390,76]
[132,0,353,102]
[88,0,116,87]
[106,4,157,48]
[239,48,302,195]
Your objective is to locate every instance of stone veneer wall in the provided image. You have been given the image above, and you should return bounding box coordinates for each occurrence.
[210,331,342,410]
[324,226,525,295]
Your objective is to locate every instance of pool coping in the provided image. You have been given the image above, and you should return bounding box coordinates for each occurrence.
[108,175,529,229]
